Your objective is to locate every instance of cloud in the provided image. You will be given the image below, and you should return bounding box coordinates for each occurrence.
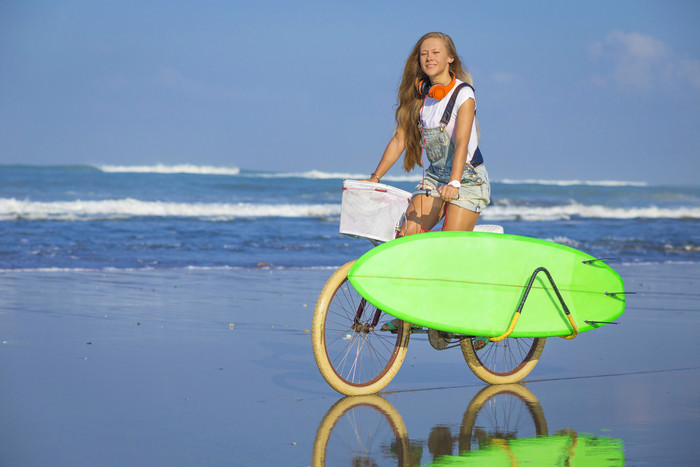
[677,58,700,91]
[588,30,700,94]
[588,30,669,90]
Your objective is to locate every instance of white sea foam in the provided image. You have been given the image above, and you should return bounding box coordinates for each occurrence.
[94,165,648,186]
[251,170,422,182]
[97,165,423,181]
[255,171,644,185]
[2,198,698,221]
[498,179,648,187]
[0,265,341,273]
[478,202,700,221]
[0,198,340,221]
[98,164,241,175]
[545,236,581,247]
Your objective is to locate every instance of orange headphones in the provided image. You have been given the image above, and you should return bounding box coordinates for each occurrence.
[416,72,456,100]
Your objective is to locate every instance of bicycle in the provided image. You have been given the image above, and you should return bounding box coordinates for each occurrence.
[312,181,546,396]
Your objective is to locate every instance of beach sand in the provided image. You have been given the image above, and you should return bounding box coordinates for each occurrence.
[1,263,699,466]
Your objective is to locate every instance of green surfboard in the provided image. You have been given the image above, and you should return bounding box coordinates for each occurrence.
[347,231,625,338]
[428,433,624,466]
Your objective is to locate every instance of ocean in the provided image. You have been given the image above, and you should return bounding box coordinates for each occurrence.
[2,164,700,466]
[1,164,698,271]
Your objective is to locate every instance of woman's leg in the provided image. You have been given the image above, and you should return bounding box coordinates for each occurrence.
[399,195,445,236]
[442,203,480,232]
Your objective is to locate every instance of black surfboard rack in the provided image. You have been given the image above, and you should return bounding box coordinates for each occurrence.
[490,266,579,342]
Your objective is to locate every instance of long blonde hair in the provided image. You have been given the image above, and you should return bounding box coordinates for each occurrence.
[395,32,475,172]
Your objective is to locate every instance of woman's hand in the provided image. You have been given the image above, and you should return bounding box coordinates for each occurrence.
[438,184,459,201]
[362,173,381,183]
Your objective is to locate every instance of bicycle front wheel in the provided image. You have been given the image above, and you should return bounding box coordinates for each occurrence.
[312,260,410,396]
[461,337,546,385]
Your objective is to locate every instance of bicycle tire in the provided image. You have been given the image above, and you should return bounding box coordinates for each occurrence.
[458,383,548,453]
[460,337,546,385]
[312,395,409,466]
[312,260,410,395]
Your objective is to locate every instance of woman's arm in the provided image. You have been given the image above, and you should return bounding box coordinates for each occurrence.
[438,98,475,199]
[364,128,407,182]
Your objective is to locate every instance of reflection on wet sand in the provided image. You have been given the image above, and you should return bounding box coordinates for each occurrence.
[312,394,410,466]
[311,384,624,466]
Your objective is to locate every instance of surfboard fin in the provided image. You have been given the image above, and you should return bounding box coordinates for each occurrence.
[605,291,635,297]
[583,257,615,264]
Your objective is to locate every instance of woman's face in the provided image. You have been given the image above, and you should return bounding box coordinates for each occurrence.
[419,37,454,81]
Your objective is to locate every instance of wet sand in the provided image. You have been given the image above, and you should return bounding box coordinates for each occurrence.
[1,263,699,466]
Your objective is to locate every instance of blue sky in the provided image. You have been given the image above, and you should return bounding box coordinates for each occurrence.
[1,0,699,185]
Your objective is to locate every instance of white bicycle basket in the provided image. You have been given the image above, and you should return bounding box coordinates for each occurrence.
[339,180,411,243]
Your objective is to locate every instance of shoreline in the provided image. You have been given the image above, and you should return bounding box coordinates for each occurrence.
[1,258,697,273]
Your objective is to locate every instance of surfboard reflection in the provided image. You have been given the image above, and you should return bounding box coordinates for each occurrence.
[311,384,624,466]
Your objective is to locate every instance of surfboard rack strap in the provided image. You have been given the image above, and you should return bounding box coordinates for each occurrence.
[489,266,579,342]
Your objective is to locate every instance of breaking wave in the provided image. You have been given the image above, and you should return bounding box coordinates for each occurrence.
[499,178,648,187]
[0,198,339,221]
[92,165,648,186]
[482,203,700,221]
[98,164,241,175]
[2,197,698,221]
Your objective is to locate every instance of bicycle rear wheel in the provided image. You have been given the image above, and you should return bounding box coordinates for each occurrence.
[461,337,546,385]
[459,383,548,452]
[312,260,410,395]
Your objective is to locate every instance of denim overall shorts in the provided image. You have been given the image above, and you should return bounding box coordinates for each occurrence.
[417,121,491,213]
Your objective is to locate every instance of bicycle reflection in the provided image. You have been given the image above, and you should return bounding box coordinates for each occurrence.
[312,384,624,466]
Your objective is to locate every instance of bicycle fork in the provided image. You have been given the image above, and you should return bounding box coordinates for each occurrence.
[352,298,381,333]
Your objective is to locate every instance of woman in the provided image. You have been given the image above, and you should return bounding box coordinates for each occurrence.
[365,32,491,332]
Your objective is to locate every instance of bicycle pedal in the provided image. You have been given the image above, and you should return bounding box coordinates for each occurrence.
[428,328,451,350]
